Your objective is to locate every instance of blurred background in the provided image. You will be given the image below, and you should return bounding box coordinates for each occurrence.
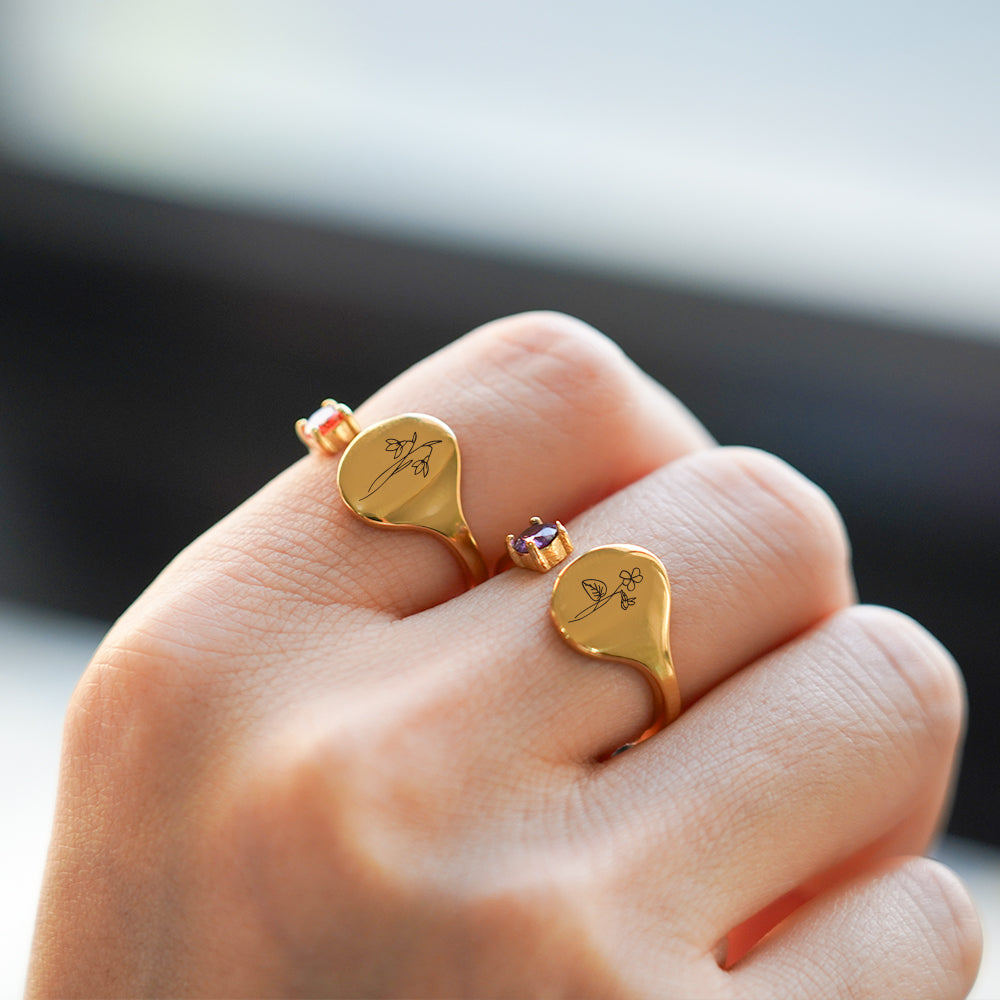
[1,0,998,992]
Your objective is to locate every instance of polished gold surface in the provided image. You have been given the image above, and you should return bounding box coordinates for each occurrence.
[551,544,680,747]
[296,399,361,455]
[337,413,488,587]
[506,517,573,572]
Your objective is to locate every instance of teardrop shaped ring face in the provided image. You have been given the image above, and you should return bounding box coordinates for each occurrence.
[337,413,488,587]
[551,544,680,747]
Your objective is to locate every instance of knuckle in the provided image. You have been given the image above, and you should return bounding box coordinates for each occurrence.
[228,733,388,929]
[64,632,184,755]
[484,310,617,362]
[469,874,587,938]
[64,608,230,765]
[471,311,638,416]
[893,858,983,993]
[223,690,608,978]
[244,729,374,868]
[834,605,965,753]
[232,700,427,894]
[685,446,852,592]
[732,447,849,564]
[210,726,413,963]
[63,659,120,756]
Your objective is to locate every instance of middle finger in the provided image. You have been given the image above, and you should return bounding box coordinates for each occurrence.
[414,445,855,760]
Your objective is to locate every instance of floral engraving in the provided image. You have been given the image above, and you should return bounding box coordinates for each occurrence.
[570,567,644,622]
[362,432,443,500]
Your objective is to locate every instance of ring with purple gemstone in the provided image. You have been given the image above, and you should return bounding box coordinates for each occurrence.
[296,399,361,455]
[551,544,680,749]
[505,517,573,573]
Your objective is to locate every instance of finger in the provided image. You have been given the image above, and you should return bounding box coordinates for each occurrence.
[731,858,982,1000]
[590,605,966,943]
[339,311,713,605]
[414,445,855,760]
[723,746,958,964]
[125,313,713,644]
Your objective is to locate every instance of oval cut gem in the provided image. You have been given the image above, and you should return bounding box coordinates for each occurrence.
[513,521,559,554]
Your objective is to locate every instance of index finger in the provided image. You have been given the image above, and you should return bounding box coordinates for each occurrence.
[125,313,714,640]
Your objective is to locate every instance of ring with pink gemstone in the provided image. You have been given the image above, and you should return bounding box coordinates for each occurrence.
[505,517,573,573]
[296,399,361,455]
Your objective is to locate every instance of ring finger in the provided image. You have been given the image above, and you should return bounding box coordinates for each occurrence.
[594,603,966,950]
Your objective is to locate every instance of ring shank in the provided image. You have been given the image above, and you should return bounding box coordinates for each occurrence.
[625,652,682,749]
[447,524,489,587]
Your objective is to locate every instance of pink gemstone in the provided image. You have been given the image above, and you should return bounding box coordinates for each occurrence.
[308,406,344,435]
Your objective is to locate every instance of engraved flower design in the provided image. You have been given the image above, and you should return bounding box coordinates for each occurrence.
[570,566,643,622]
[385,437,409,459]
[362,432,443,500]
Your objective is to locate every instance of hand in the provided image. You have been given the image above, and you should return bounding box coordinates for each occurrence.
[28,313,981,998]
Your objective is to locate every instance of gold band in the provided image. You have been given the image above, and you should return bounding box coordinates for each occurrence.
[630,640,681,744]
[449,524,489,587]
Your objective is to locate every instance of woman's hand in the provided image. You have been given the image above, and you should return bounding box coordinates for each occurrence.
[28,313,981,998]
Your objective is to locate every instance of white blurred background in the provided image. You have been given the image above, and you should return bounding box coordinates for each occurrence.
[2,0,998,335]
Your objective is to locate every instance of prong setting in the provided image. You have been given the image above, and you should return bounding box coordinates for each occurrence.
[297,399,361,455]
[507,517,573,572]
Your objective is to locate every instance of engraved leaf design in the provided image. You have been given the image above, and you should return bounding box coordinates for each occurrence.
[581,579,607,603]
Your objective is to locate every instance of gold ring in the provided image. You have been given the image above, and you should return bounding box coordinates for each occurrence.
[551,544,680,748]
[335,412,488,588]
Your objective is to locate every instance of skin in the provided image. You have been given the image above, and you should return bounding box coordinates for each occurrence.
[27,313,982,998]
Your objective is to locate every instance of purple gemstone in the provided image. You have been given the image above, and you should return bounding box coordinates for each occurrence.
[513,521,559,554]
